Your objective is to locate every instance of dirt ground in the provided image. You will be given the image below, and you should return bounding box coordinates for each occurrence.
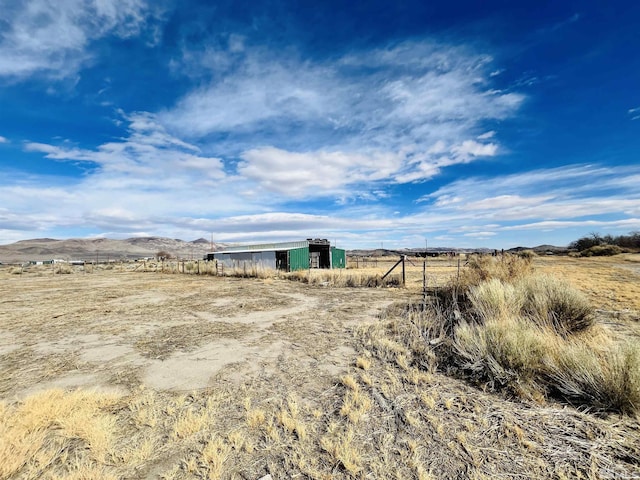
[0,271,402,400]
[0,254,639,479]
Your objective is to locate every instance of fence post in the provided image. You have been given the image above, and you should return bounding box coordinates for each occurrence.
[402,255,406,286]
[422,259,427,311]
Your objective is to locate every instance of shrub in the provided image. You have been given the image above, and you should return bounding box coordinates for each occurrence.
[467,278,523,321]
[545,340,640,415]
[54,264,72,274]
[579,245,623,257]
[453,316,550,397]
[394,271,638,415]
[516,275,594,335]
[456,254,533,290]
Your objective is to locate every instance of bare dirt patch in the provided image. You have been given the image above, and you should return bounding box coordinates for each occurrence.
[0,271,399,399]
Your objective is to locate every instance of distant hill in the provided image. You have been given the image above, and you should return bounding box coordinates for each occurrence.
[0,237,229,264]
[507,245,569,254]
[347,247,493,257]
[348,245,568,257]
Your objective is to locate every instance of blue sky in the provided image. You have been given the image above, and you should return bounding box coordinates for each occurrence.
[0,0,639,249]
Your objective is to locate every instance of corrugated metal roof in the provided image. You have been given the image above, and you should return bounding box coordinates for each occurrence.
[213,240,309,254]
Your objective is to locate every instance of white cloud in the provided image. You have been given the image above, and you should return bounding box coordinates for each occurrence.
[477,130,496,139]
[25,112,225,180]
[629,107,640,120]
[1,112,259,238]
[161,40,523,189]
[0,136,7,143]
[463,231,496,238]
[501,218,640,232]
[450,140,498,160]
[417,164,640,226]
[238,147,403,198]
[0,0,156,79]
[465,195,554,211]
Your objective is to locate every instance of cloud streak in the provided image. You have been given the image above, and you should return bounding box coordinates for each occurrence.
[0,0,157,79]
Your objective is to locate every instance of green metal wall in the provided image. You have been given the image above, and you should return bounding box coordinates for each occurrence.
[331,247,346,269]
[288,247,310,271]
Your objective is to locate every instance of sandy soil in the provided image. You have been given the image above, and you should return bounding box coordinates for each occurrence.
[0,271,400,399]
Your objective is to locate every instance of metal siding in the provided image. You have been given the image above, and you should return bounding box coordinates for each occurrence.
[219,240,309,253]
[288,247,309,271]
[331,247,346,269]
[253,251,277,269]
[213,251,276,270]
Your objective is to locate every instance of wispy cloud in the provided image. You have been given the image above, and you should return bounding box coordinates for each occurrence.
[0,136,7,143]
[629,107,640,121]
[160,41,522,198]
[477,130,496,140]
[25,111,225,181]
[417,164,640,228]
[0,0,159,80]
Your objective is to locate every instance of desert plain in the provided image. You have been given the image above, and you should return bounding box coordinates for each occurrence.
[0,254,639,479]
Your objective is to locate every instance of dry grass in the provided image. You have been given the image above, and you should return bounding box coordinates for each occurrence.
[0,389,120,478]
[388,258,640,415]
[284,268,402,287]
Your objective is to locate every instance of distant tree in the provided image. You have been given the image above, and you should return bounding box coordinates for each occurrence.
[569,235,600,251]
[569,231,640,252]
[156,250,172,261]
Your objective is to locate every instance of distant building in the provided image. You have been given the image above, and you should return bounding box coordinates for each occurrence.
[205,239,346,272]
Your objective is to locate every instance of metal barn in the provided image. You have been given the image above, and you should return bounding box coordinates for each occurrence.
[206,239,346,272]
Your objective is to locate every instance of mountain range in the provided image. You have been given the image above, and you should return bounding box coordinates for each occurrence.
[0,237,224,264]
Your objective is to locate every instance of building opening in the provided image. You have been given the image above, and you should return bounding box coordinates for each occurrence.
[275,250,288,271]
[308,239,331,269]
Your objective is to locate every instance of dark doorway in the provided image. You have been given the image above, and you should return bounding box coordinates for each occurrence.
[276,250,288,271]
[309,242,330,269]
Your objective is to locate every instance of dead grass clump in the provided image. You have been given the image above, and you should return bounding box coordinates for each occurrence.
[457,254,533,290]
[225,265,277,279]
[283,269,402,288]
[320,423,362,475]
[0,389,121,479]
[517,275,595,335]
[546,340,640,416]
[389,268,639,415]
[54,263,73,274]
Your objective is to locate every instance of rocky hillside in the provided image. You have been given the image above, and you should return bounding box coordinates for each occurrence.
[0,237,227,263]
